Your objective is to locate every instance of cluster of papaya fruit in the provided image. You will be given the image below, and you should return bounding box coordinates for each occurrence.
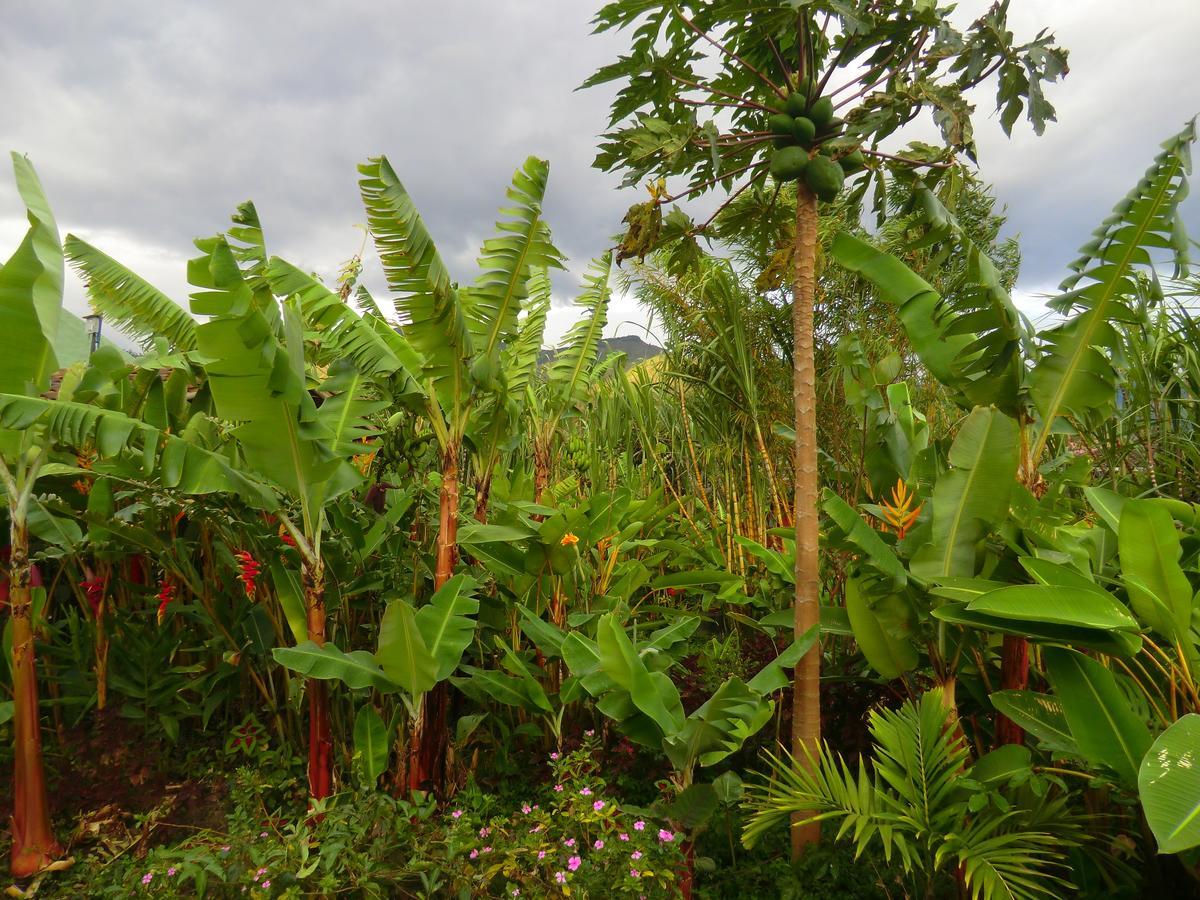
[766,77,866,202]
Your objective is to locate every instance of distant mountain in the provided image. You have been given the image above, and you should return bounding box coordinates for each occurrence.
[540,334,662,366]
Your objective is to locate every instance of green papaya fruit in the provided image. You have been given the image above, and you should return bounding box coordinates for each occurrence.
[768,113,796,136]
[804,155,844,202]
[769,146,809,182]
[785,92,808,118]
[807,96,835,130]
[839,148,867,174]
[792,116,816,148]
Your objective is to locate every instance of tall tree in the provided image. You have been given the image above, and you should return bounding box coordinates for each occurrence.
[585,0,1066,853]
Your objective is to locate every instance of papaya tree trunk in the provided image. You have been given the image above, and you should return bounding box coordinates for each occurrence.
[303,558,333,801]
[407,443,459,794]
[8,515,61,878]
[790,185,822,856]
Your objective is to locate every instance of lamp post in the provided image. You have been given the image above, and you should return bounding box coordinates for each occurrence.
[82,312,102,356]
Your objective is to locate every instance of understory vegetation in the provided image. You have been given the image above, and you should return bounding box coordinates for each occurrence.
[3,2,1200,898]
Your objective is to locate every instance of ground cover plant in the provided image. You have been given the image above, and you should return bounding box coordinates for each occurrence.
[2,1,1200,898]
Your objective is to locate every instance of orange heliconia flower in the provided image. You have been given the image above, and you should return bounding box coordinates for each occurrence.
[879,478,923,539]
[560,532,579,547]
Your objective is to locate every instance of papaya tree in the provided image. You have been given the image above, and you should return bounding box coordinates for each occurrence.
[585,0,1066,852]
[358,155,565,792]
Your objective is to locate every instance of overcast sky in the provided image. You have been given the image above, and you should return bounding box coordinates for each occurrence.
[0,1,1197,349]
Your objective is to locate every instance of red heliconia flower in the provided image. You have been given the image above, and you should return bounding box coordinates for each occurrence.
[234,550,261,599]
[155,578,175,625]
[80,577,105,618]
[277,523,296,548]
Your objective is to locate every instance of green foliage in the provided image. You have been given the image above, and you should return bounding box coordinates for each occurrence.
[743,689,1081,899]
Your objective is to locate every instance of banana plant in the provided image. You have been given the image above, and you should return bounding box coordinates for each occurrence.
[0,156,272,877]
[358,154,564,793]
[828,122,1195,742]
[184,202,415,801]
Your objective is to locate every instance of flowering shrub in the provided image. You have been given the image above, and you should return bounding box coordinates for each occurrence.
[448,733,683,897]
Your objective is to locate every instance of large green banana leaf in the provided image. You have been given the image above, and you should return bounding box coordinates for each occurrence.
[1028,121,1195,459]
[0,154,62,399]
[1139,714,1200,854]
[1118,499,1194,645]
[910,406,1018,579]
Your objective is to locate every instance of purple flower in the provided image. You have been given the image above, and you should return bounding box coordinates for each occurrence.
[593,800,605,811]
[630,869,641,878]
[633,820,645,831]
[167,867,177,877]
[451,809,463,819]
[141,873,154,885]
[261,882,271,890]
[568,855,582,872]
[256,868,268,876]
[555,872,566,884]
[554,784,564,792]
[619,833,630,841]
[658,829,675,842]
[564,838,576,848]
[538,850,547,860]
[594,839,604,850]
[469,849,479,860]
[550,752,560,760]
[521,803,532,814]
[579,787,592,797]
[631,850,643,861]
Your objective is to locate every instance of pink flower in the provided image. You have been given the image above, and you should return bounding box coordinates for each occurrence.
[538,850,547,860]
[579,787,593,797]
[593,800,605,811]
[568,855,582,872]
[630,869,641,878]
[221,845,231,852]
[479,826,491,838]
[619,833,630,841]
[554,784,564,792]
[521,803,532,814]
[142,873,153,885]
[257,868,268,876]
[259,831,268,838]
[167,867,177,876]
[555,872,566,884]
[451,809,463,819]
[594,839,605,850]
[512,891,520,897]
[482,846,493,854]
[633,820,645,831]
[584,729,595,737]
[469,850,479,860]
[261,882,270,890]
[631,850,643,861]
[658,829,675,842]
[550,752,560,760]
[563,838,576,848]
